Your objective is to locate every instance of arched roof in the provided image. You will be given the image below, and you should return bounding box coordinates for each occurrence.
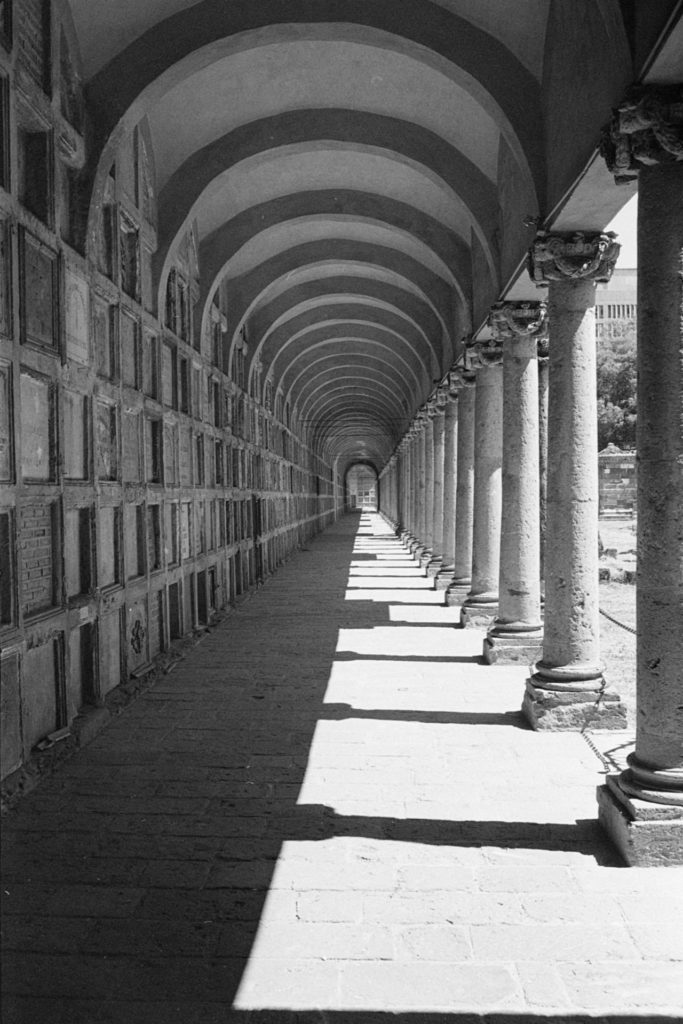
[69,0,680,466]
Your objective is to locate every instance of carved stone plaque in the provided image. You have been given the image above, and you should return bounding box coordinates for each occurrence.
[65,269,90,365]
[21,232,57,350]
[20,372,52,480]
[0,361,13,481]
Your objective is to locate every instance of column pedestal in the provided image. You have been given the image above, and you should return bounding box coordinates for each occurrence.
[485,627,543,665]
[597,775,683,868]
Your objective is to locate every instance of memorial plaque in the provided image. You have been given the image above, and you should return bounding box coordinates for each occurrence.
[20,371,53,480]
[0,220,11,338]
[96,401,117,480]
[0,361,13,481]
[64,269,90,365]
[93,297,117,379]
[120,310,140,389]
[21,231,57,350]
[63,390,88,480]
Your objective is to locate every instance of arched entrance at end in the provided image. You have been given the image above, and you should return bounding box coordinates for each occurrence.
[345,463,379,511]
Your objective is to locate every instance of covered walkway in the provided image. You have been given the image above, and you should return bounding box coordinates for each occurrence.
[3,512,682,1022]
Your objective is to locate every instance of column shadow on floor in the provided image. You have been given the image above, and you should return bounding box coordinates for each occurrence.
[0,512,627,1024]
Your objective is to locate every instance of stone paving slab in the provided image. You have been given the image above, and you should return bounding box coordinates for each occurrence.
[2,512,683,1023]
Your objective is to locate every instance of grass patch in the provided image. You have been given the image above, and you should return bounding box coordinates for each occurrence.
[599,580,636,725]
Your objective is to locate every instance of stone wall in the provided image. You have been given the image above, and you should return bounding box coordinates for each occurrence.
[598,444,636,513]
[0,2,341,781]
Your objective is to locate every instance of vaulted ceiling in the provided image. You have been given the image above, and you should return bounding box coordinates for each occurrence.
[64,0,681,473]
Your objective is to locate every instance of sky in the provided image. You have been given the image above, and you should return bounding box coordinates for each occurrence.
[606,193,637,268]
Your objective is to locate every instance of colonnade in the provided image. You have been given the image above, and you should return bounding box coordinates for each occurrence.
[380,84,682,866]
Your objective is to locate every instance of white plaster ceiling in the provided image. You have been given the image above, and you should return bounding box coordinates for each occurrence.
[68,0,203,79]
[191,145,473,242]
[147,41,501,190]
[68,0,549,84]
[431,0,549,79]
[218,217,458,287]
[246,261,438,313]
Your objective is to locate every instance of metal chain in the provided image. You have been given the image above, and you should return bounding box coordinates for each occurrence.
[580,690,618,771]
[599,606,636,635]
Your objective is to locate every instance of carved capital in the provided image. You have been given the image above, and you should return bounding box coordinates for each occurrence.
[528,230,620,285]
[427,396,441,418]
[537,334,550,362]
[448,367,476,393]
[466,337,504,369]
[601,85,683,184]
[488,301,548,345]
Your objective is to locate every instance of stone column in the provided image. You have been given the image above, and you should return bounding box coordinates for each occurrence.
[436,385,458,591]
[427,397,446,577]
[523,229,627,729]
[597,85,683,865]
[419,407,436,568]
[538,341,549,598]
[402,438,412,543]
[411,419,428,557]
[484,303,545,663]
[446,369,476,606]
[460,341,504,627]
[402,431,416,547]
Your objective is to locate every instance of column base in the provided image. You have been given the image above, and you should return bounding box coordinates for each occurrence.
[425,556,443,579]
[434,565,455,591]
[418,549,433,570]
[459,599,498,629]
[483,628,543,665]
[522,676,627,731]
[597,776,683,866]
[445,578,472,607]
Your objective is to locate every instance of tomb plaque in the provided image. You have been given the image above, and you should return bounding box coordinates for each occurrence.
[96,402,117,480]
[0,220,11,339]
[65,269,90,365]
[0,362,13,481]
[21,232,57,350]
[63,391,88,480]
[20,372,52,480]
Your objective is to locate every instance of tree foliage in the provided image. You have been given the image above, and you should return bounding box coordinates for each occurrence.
[596,321,636,450]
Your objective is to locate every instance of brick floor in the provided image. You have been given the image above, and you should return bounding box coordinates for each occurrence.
[2,512,682,1023]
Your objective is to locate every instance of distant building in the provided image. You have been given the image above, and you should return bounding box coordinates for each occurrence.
[599,443,636,513]
[596,268,637,339]
[346,465,378,510]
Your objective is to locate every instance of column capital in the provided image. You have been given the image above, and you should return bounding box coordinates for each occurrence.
[488,300,548,345]
[466,336,504,369]
[601,84,683,184]
[448,367,476,393]
[528,230,620,285]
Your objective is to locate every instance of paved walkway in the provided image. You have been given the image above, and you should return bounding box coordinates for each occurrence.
[2,512,682,1023]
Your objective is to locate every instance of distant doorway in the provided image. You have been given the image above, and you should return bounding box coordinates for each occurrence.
[346,464,378,511]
